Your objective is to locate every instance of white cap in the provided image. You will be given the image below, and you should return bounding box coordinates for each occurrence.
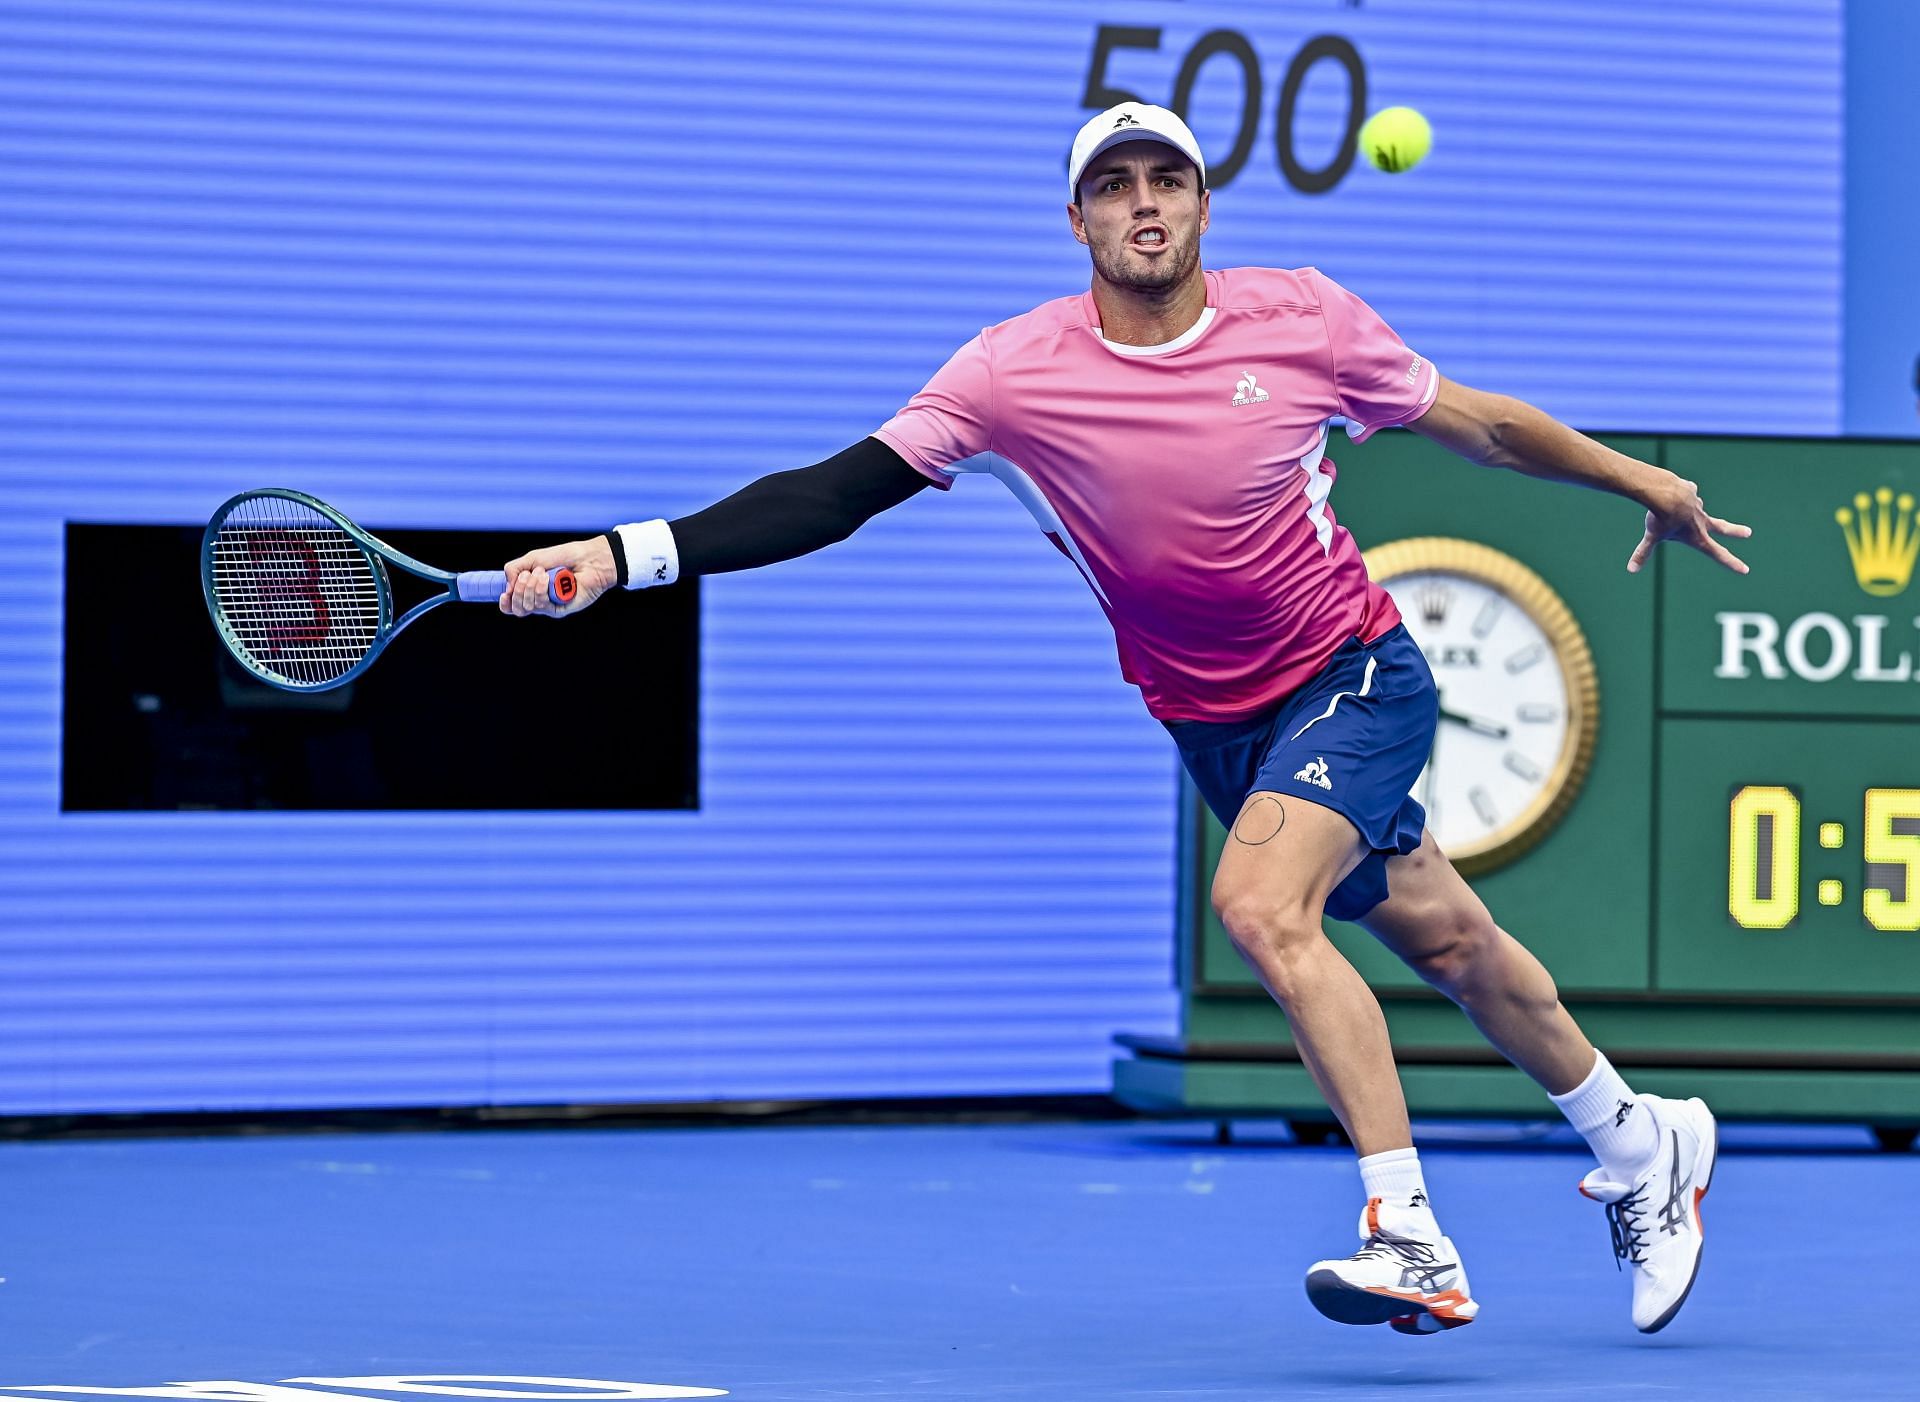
[1067,102,1206,199]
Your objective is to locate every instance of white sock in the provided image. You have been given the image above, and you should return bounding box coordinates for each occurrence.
[1549,1051,1659,1180]
[1358,1147,1439,1236]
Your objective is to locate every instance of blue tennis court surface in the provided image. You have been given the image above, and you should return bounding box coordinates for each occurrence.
[5,1119,1910,1399]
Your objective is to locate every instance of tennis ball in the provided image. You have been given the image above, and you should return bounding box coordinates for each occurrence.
[1359,107,1432,173]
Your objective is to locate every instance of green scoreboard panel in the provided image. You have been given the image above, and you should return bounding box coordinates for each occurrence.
[1114,433,1920,1138]
[1658,440,1920,997]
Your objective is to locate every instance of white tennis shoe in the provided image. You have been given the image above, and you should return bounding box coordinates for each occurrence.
[1578,1093,1718,1333]
[1304,1196,1479,1334]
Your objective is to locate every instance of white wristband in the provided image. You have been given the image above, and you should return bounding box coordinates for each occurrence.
[613,519,680,589]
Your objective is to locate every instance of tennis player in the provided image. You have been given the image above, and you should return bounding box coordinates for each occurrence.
[501,103,1749,1336]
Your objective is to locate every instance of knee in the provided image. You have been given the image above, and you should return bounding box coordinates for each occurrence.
[1212,889,1324,988]
[1403,908,1506,998]
[1410,918,1562,1011]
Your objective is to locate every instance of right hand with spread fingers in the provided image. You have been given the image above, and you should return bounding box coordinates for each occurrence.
[500,537,618,617]
[1627,476,1753,576]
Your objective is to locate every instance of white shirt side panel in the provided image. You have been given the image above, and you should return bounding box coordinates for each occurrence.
[941,451,993,477]
[1299,421,1335,557]
[981,451,1112,607]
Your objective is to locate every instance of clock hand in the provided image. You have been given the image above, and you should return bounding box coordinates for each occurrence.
[1437,704,1509,740]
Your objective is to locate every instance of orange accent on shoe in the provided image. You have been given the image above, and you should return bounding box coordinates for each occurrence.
[1693,1184,1707,1232]
[1363,1285,1477,1323]
[1365,1197,1383,1235]
[1577,1178,1600,1201]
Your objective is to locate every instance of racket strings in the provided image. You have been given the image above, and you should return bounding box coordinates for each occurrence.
[208,496,382,687]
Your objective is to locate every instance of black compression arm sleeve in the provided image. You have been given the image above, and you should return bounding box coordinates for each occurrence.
[668,436,933,577]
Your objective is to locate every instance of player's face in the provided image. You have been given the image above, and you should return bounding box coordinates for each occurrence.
[1069,142,1208,293]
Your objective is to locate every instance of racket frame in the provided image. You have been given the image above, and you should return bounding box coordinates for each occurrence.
[202,487,480,692]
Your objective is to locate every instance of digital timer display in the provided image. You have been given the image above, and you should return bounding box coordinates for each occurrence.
[1728,786,1920,931]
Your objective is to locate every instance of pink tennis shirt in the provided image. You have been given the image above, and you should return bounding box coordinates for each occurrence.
[874,265,1439,723]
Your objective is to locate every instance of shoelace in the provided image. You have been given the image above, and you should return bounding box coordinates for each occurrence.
[1603,1186,1651,1269]
[1353,1234,1438,1266]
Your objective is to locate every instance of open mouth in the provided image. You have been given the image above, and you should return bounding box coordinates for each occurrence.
[1130,224,1170,251]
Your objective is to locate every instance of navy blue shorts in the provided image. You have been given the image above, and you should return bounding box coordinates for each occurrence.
[1166,623,1439,923]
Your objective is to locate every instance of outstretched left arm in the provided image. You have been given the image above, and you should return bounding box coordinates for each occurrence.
[1408,374,1752,575]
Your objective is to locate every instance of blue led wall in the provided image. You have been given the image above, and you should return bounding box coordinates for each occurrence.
[0,1,1843,1112]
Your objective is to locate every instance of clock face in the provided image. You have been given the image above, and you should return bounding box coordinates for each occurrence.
[1378,569,1576,860]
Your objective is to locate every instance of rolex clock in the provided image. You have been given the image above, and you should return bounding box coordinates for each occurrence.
[1363,538,1601,874]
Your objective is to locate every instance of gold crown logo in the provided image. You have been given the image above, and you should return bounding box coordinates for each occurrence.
[1835,486,1917,597]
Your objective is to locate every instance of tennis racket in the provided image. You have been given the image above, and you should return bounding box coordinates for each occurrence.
[201,487,575,692]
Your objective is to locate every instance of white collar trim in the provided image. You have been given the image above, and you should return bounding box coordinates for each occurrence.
[1094,306,1217,358]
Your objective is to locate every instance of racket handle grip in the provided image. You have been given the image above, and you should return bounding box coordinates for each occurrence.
[458,568,578,606]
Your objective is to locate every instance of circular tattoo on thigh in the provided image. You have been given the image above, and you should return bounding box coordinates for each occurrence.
[1232,795,1286,846]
